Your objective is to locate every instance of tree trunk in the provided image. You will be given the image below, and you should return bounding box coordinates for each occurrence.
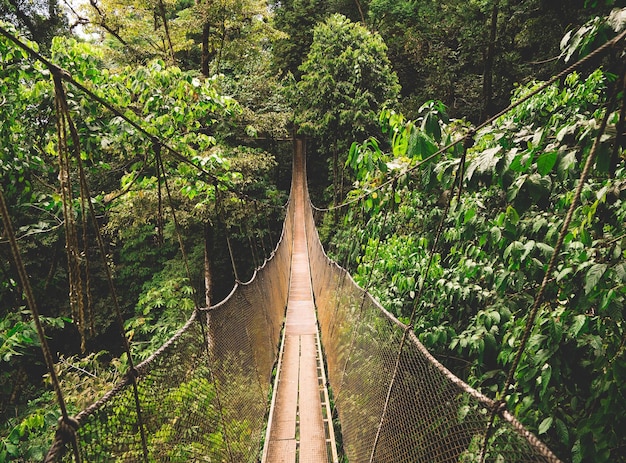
[481,1,499,122]
[215,19,226,74]
[333,147,339,222]
[354,0,366,25]
[48,0,60,29]
[201,21,210,77]
[203,221,213,307]
[158,0,176,63]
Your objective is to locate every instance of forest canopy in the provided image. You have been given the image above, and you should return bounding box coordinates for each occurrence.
[1,0,626,461]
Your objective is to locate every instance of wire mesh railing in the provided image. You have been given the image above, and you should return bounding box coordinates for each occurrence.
[304,169,561,463]
[47,191,293,462]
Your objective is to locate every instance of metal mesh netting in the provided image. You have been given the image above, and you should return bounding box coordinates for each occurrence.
[303,183,561,462]
[50,197,293,462]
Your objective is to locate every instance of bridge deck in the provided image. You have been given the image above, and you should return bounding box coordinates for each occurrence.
[262,141,337,463]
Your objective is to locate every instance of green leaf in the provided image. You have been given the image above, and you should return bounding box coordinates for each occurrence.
[538,416,553,435]
[536,151,558,175]
[569,314,587,337]
[540,363,552,399]
[464,207,476,224]
[555,418,570,447]
[572,439,583,463]
[585,263,607,294]
[521,240,535,262]
[505,205,519,225]
[600,289,616,311]
[556,267,573,282]
[535,242,554,258]
[557,150,578,177]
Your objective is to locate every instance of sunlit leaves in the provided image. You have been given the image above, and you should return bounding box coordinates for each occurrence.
[560,7,626,62]
[536,151,558,175]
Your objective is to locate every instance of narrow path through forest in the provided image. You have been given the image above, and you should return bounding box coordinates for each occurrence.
[262,140,337,463]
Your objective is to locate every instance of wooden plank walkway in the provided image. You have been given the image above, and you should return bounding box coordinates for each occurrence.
[262,141,338,463]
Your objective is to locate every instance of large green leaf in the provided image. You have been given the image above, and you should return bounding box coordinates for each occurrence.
[536,151,558,175]
[585,263,607,294]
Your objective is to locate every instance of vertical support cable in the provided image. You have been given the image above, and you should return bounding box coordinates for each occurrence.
[156,149,165,246]
[215,183,241,283]
[55,85,87,353]
[479,74,621,463]
[155,146,237,462]
[253,201,268,258]
[0,191,82,462]
[226,233,241,283]
[335,183,394,399]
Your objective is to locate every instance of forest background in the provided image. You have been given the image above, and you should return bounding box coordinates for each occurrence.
[1,0,626,461]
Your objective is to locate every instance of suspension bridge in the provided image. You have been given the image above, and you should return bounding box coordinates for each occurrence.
[30,140,558,462]
[2,22,625,463]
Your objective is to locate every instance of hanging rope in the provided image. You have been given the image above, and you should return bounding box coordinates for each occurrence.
[257,199,275,252]
[154,144,238,462]
[334,181,396,399]
[0,24,283,212]
[156,148,165,247]
[312,28,626,214]
[54,76,88,353]
[49,71,151,462]
[214,183,241,284]
[0,190,82,463]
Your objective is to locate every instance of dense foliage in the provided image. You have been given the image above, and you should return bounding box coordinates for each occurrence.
[0,19,286,459]
[294,13,400,205]
[326,19,626,460]
[1,0,626,461]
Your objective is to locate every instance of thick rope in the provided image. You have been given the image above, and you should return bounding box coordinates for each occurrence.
[334,182,394,399]
[0,24,282,210]
[55,81,87,353]
[0,187,83,462]
[155,147,239,462]
[313,28,626,214]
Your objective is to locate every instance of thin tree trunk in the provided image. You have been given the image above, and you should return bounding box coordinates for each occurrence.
[48,0,60,29]
[481,1,499,121]
[333,147,339,222]
[88,0,131,47]
[215,19,226,74]
[203,221,213,307]
[354,0,366,25]
[158,0,176,63]
[201,21,210,76]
